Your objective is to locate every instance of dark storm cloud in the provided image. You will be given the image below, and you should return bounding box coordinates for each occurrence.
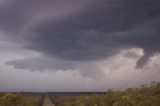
[7,57,78,71]
[0,0,91,34]
[6,55,105,78]
[2,0,160,69]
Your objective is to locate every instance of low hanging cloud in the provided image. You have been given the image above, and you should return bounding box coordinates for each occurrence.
[1,44,160,91]
[1,0,160,72]
[6,55,109,78]
[6,48,143,78]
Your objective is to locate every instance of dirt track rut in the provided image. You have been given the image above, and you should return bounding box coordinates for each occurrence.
[42,94,55,106]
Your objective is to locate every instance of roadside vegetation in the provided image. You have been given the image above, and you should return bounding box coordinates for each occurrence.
[1,82,160,106]
[51,82,160,106]
[0,93,43,106]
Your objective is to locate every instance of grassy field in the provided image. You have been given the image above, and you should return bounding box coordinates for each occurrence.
[0,93,43,106]
[1,82,160,106]
[50,82,160,106]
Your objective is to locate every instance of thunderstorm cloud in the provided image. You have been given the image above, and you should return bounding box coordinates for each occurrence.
[0,0,160,91]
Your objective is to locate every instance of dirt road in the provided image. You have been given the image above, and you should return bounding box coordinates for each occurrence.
[42,94,55,106]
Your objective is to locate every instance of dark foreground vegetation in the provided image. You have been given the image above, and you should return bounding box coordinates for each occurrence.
[50,82,160,106]
[1,82,160,106]
[0,93,43,106]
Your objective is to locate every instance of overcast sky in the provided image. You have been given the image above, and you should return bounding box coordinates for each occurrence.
[0,0,160,92]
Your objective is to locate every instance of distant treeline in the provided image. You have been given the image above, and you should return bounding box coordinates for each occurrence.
[48,92,106,96]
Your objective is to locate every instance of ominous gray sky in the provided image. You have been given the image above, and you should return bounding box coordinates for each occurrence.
[0,0,160,92]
